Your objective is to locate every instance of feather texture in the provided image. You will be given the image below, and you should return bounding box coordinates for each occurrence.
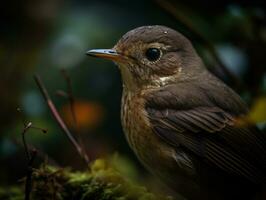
[145,79,266,184]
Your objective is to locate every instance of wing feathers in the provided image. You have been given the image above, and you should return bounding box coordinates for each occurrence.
[146,105,266,183]
[145,82,266,184]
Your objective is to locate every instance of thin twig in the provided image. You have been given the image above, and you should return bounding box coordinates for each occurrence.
[154,0,244,90]
[25,149,37,200]
[20,121,37,200]
[17,108,28,127]
[60,69,89,165]
[18,108,48,134]
[17,109,48,200]
[31,126,48,133]
[22,122,33,161]
[55,90,69,99]
[60,69,77,126]
[34,74,89,166]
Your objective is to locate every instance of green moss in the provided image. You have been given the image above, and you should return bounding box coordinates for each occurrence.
[0,159,172,200]
[0,187,23,200]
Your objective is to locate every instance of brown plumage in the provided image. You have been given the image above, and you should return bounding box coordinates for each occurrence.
[86,25,266,200]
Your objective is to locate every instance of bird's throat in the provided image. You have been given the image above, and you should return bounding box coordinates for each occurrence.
[118,64,139,91]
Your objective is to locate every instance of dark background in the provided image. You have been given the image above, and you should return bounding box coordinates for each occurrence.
[1,0,265,192]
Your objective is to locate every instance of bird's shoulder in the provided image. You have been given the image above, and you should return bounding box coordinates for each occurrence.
[144,72,247,116]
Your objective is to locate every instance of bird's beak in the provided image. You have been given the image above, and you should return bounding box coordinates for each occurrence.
[86,49,122,62]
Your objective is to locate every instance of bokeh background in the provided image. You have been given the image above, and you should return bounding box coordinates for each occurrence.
[1,0,266,193]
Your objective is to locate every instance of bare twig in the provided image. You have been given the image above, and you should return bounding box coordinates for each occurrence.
[12,138,59,167]
[17,108,48,134]
[55,90,69,99]
[20,121,37,200]
[31,126,48,133]
[17,108,28,127]
[60,69,77,126]
[17,108,50,200]
[22,122,33,161]
[24,149,37,200]
[154,0,244,90]
[34,74,89,166]
[60,69,89,165]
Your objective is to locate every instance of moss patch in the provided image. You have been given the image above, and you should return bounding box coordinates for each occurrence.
[0,159,172,200]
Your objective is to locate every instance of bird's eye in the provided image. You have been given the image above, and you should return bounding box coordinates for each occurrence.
[145,48,161,62]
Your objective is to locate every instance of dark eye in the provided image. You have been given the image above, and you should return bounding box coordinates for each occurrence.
[145,48,161,62]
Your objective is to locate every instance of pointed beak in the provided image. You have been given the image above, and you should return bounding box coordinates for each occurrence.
[86,49,122,62]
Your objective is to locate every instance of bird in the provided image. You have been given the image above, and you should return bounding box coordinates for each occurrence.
[86,25,266,200]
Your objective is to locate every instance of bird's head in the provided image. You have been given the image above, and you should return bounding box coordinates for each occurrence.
[87,25,205,91]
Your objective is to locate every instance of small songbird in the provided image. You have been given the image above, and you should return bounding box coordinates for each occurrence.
[86,25,266,200]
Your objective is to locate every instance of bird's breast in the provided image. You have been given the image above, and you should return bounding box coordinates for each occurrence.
[121,89,177,174]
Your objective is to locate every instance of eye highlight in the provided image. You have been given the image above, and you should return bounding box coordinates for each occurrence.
[145,48,161,62]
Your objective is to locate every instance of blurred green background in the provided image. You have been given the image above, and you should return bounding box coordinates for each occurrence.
[0,0,265,192]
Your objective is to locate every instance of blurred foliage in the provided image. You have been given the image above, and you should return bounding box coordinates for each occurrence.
[61,100,104,131]
[248,96,266,123]
[0,158,173,200]
[0,187,23,200]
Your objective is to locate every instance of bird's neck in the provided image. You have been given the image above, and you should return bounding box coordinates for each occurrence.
[119,63,143,92]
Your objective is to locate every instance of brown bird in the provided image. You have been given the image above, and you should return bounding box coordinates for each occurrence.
[86,25,266,200]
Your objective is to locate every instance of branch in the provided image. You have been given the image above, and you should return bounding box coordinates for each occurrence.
[24,149,37,200]
[17,108,50,200]
[22,122,33,161]
[20,121,37,200]
[60,69,89,165]
[60,69,77,126]
[34,74,90,166]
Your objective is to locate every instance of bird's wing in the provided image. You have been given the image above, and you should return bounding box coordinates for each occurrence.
[145,83,266,184]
